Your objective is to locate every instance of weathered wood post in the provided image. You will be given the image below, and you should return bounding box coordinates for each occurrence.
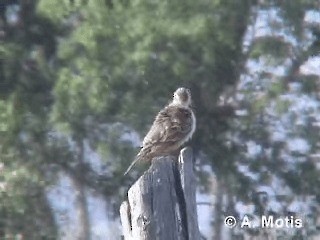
[120,147,200,240]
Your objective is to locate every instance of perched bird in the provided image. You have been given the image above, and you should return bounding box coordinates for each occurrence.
[124,87,196,175]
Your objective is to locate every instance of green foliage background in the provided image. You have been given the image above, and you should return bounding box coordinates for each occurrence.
[0,0,319,239]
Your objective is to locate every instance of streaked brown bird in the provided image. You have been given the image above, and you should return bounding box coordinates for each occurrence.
[124,87,196,175]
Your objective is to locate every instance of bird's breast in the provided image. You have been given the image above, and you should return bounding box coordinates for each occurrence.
[181,109,196,145]
[188,110,196,140]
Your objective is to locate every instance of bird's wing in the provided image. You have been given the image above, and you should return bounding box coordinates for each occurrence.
[142,106,193,146]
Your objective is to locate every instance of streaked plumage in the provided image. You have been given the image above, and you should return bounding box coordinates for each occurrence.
[124,87,196,175]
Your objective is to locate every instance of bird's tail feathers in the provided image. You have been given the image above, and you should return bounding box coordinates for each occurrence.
[123,157,140,175]
[123,146,151,175]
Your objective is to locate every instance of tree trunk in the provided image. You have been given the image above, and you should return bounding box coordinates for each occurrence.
[73,175,90,240]
[213,179,223,240]
[74,140,91,240]
[120,147,200,240]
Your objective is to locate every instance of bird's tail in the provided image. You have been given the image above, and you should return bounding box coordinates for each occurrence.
[123,146,151,175]
[123,157,140,175]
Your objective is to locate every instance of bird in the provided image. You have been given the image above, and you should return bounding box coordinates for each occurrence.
[124,87,196,175]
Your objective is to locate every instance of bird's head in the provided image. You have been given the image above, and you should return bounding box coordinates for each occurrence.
[171,87,192,107]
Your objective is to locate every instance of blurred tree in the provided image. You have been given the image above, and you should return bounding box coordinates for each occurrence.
[228,0,320,238]
[0,1,57,238]
[37,1,253,238]
[1,0,319,239]
[35,1,255,239]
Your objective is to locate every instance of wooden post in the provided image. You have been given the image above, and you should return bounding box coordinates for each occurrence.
[120,147,200,240]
